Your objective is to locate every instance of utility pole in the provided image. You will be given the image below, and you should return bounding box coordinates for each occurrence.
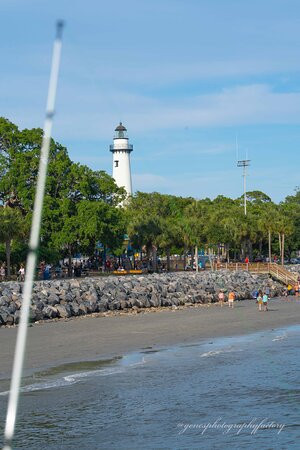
[237,159,250,216]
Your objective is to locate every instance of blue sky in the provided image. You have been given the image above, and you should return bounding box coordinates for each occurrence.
[1,0,300,202]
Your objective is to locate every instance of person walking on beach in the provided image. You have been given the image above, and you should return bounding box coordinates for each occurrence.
[257,292,263,311]
[228,291,235,308]
[262,293,269,311]
[218,291,225,307]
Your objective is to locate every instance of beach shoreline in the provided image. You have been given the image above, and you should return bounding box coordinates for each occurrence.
[0,297,299,380]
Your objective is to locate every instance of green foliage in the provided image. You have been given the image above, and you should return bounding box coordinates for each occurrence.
[280,188,300,256]
[126,189,300,262]
[0,117,127,266]
[0,205,28,274]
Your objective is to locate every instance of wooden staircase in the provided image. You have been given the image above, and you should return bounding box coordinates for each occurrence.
[268,264,298,285]
[214,262,298,286]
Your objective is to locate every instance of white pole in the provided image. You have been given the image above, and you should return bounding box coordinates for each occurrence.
[3,21,64,450]
[244,165,247,216]
[195,246,198,272]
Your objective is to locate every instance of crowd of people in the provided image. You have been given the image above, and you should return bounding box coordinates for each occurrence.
[0,263,25,282]
[217,283,300,312]
[217,289,270,310]
[35,256,147,280]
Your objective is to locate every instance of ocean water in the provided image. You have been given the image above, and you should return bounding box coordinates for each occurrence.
[0,325,299,449]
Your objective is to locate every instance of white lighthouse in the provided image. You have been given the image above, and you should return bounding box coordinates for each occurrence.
[110,122,133,196]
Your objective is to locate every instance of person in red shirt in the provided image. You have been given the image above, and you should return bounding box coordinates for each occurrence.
[245,257,249,264]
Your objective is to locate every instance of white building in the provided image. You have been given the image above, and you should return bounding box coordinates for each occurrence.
[110,122,133,197]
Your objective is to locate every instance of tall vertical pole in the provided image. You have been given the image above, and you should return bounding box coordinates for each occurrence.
[237,159,250,217]
[3,22,64,450]
[243,165,246,216]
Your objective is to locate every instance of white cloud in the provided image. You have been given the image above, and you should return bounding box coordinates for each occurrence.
[4,81,300,145]
[51,84,300,140]
[74,57,300,87]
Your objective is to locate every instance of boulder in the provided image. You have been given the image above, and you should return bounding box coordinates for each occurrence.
[42,306,58,319]
[48,294,60,306]
[56,304,71,318]
[0,310,10,325]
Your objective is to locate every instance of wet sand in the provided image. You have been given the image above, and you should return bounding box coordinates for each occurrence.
[0,297,299,379]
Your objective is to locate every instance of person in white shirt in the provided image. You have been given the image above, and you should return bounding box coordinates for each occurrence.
[18,264,25,282]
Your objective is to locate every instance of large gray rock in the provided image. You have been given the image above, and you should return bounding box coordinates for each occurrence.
[42,306,58,319]
[0,309,11,325]
[48,294,60,306]
[56,304,71,318]
[0,296,9,306]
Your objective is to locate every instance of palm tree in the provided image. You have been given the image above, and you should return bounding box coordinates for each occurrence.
[274,206,294,265]
[257,202,280,263]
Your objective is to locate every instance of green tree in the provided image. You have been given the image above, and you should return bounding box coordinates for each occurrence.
[0,117,127,269]
[0,206,27,277]
[281,188,300,258]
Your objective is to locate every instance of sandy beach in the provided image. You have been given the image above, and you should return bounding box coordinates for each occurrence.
[1,297,299,379]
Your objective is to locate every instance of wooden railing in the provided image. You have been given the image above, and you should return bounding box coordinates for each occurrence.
[268,264,298,285]
[214,262,298,285]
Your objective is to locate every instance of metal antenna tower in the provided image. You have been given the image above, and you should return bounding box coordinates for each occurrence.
[237,159,250,216]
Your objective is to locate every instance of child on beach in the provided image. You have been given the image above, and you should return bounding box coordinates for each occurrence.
[218,291,225,307]
[262,293,269,311]
[228,291,235,308]
[257,293,263,311]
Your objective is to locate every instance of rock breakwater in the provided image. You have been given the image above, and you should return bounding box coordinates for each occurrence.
[0,270,284,326]
[287,265,300,274]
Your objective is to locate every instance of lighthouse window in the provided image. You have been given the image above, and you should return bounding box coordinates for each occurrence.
[115,160,119,167]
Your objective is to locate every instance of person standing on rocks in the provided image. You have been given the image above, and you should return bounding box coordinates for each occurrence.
[228,291,235,308]
[218,291,225,307]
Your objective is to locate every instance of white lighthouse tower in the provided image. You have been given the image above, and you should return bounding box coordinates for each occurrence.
[110,122,133,196]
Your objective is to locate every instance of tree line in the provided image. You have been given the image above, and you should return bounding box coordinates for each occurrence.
[0,117,299,276]
[126,190,300,270]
